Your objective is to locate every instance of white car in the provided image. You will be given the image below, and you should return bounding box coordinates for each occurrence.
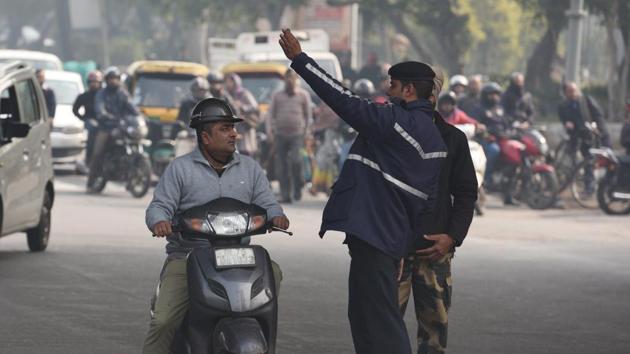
[0,61,55,251]
[45,70,87,167]
[0,49,63,71]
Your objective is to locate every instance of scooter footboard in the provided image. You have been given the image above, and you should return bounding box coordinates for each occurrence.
[213,317,268,354]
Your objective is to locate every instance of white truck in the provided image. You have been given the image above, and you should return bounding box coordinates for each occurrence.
[236,29,343,81]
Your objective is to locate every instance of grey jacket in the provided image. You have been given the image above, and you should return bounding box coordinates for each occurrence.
[146,148,284,255]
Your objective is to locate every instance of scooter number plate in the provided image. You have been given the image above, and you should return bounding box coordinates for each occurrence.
[215,248,256,268]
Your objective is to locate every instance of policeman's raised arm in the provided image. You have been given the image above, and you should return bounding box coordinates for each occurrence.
[279,28,394,141]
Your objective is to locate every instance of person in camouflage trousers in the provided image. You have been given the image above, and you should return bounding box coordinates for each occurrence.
[398,68,478,354]
[399,253,453,353]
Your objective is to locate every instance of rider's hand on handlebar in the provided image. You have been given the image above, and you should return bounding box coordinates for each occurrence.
[152,220,172,237]
[270,216,290,231]
[565,121,575,130]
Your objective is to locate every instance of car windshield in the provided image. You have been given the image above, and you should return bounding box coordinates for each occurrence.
[46,79,81,105]
[0,58,60,70]
[132,73,195,108]
[239,74,284,104]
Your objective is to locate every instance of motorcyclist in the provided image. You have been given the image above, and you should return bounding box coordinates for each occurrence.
[458,74,484,120]
[176,77,210,127]
[87,66,139,193]
[478,82,507,187]
[72,70,103,168]
[207,70,236,107]
[225,72,260,157]
[437,91,482,127]
[449,74,468,99]
[142,97,289,354]
[501,72,535,126]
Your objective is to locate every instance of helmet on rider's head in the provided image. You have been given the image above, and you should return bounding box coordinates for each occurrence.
[206,71,225,84]
[438,91,457,106]
[190,77,210,92]
[189,97,243,129]
[481,82,503,96]
[353,78,375,98]
[87,70,103,82]
[449,75,469,88]
[104,66,121,80]
[480,82,503,108]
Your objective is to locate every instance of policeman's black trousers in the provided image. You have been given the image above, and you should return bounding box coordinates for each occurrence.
[347,235,412,354]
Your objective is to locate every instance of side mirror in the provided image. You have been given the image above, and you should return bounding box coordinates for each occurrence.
[4,121,31,139]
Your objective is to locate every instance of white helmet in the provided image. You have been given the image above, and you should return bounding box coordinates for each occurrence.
[449,74,469,88]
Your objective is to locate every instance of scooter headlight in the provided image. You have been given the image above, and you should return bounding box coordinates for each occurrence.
[208,212,248,236]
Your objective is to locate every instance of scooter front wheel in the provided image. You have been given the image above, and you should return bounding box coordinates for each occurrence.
[128,156,152,198]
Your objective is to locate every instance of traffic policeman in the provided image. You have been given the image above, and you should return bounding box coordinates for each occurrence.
[280,29,447,354]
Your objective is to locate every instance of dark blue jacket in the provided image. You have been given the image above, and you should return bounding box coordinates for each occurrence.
[291,53,447,258]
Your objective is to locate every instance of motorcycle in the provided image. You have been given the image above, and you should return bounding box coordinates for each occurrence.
[487,126,558,210]
[590,147,630,215]
[89,115,152,198]
[147,119,187,177]
[455,124,487,215]
[165,197,291,354]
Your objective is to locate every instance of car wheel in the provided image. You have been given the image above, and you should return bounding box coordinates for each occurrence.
[26,191,52,252]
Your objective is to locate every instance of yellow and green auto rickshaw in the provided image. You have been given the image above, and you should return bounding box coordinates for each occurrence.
[126,60,209,176]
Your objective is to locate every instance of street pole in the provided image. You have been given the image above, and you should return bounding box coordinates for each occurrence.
[350,3,361,71]
[99,0,110,67]
[565,0,587,85]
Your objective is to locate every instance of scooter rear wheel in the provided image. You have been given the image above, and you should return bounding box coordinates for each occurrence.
[525,170,559,210]
[597,177,630,215]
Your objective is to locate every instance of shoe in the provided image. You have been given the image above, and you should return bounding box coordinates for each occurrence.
[279,198,293,204]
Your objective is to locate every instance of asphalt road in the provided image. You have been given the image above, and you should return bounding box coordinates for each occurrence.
[1,173,629,354]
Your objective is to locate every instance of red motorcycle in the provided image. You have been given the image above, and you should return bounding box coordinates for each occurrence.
[489,127,559,209]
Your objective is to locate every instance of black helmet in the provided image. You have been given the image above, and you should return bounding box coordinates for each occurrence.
[438,91,457,106]
[104,66,121,80]
[481,82,503,96]
[353,78,375,98]
[206,70,224,84]
[189,97,242,128]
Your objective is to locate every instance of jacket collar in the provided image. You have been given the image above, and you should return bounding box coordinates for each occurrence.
[402,98,434,112]
[192,147,241,168]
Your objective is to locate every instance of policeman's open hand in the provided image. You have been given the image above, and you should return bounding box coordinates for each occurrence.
[271,215,290,231]
[279,28,302,61]
[152,220,172,237]
[416,234,454,262]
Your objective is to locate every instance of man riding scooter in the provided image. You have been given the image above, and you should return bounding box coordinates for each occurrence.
[142,97,289,354]
[87,67,139,193]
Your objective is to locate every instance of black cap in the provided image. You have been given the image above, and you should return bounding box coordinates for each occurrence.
[388,61,435,82]
[189,98,242,128]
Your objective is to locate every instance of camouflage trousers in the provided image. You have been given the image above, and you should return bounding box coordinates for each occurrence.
[398,253,453,354]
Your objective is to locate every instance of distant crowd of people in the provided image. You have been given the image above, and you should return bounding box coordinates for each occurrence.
[35,55,630,203]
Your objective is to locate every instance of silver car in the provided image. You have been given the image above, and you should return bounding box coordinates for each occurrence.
[0,61,55,251]
[45,70,87,167]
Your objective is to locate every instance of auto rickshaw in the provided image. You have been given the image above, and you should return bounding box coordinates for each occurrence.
[126,60,209,176]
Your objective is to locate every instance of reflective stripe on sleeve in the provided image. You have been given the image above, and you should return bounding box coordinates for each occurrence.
[394,123,447,159]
